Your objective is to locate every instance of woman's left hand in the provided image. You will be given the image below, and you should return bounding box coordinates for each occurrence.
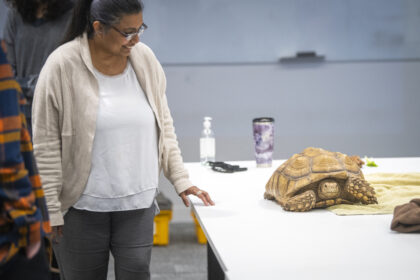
[180,186,215,207]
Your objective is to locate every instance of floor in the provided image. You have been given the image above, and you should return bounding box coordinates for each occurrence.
[107,222,207,280]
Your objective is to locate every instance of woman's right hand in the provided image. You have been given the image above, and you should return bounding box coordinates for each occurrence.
[51,226,64,244]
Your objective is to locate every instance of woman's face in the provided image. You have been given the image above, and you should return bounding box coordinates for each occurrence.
[100,12,144,57]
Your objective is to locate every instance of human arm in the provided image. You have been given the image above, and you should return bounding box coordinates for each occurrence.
[0,45,50,261]
[3,9,17,76]
[32,55,65,227]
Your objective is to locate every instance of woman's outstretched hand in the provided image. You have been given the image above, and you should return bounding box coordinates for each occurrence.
[180,186,215,207]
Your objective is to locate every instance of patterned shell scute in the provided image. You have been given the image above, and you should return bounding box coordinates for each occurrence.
[267,147,363,200]
[283,155,311,178]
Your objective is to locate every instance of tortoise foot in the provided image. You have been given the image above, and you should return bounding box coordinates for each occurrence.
[345,177,378,204]
[264,192,275,200]
[282,190,316,212]
[315,198,353,208]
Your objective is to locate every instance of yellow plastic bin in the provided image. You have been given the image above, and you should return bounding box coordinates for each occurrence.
[153,192,173,246]
[153,209,172,245]
[191,211,207,244]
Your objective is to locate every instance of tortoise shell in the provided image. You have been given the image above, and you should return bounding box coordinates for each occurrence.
[264,147,376,211]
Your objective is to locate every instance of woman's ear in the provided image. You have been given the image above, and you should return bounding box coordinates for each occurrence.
[92,20,104,36]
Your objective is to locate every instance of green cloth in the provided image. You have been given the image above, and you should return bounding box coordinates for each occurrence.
[328,173,420,215]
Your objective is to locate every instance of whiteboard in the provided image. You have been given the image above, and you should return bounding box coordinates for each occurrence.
[141,0,420,64]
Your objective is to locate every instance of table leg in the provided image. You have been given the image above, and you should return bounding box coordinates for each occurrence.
[207,242,225,280]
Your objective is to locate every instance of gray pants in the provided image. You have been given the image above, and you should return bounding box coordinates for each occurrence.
[53,205,155,280]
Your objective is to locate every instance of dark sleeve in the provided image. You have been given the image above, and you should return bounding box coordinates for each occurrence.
[3,9,17,76]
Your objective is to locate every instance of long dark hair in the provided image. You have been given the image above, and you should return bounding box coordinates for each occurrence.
[5,0,74,23]
[62,0,144,44]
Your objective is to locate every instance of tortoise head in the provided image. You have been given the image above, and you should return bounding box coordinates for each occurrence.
[317,179,340,200]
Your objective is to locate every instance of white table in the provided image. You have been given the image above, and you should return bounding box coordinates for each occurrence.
[186,158,420,280]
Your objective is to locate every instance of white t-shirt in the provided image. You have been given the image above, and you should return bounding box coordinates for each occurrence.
[73,61,159,211]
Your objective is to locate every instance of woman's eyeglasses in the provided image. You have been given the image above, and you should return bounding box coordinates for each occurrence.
[111,23,148,41]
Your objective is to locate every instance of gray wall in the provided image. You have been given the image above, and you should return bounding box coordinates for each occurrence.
[142,0,420,63]
[165,61,420,162]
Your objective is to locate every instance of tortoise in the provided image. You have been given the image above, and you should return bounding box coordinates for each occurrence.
[264,147,377,212]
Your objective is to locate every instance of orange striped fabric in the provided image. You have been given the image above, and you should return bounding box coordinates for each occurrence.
[0,43,51,265]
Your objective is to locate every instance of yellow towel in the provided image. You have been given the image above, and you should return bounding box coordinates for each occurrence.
[328,173,420,215]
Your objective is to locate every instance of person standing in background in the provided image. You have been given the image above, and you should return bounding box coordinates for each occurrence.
[0,41,51,280]
[3,0,74,135]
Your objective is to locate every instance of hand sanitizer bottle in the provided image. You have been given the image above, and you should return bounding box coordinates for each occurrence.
[200,117,215,165]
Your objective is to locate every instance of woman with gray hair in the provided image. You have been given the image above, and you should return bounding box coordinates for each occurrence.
[32,0,214,279]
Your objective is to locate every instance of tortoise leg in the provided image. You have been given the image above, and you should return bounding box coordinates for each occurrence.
[344,177,378,204]
[282,190,316,212]
[264,192,275,200]
[315,198,353,208]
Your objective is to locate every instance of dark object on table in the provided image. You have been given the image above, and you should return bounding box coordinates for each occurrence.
[279,51,325,63]
[208,161,247,173]
[391,198,420,233]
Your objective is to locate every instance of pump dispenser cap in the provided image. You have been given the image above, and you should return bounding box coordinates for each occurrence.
[203,117,212,128]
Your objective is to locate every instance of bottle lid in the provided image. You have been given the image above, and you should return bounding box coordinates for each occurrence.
[203,116,212,128]
[253,117,274,123]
